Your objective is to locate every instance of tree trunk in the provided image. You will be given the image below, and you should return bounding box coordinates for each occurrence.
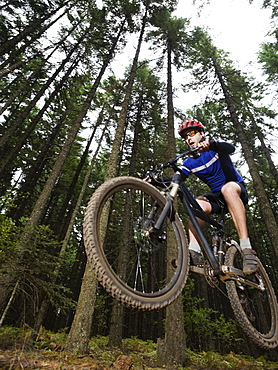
[7,118,64,220]
[157,38,187,367]
[250,116,278,186]
[157,295,187,366]
[105,10,147,180]
[0,56,81,179]
[34,119,105,336]
[0,279,19,326]
[0,32,86,155]
[0,18,82,116]
[0,0,73,58]
[33,123,106,333]
[65,262,98,354]
[106,9,148,348]
[214,61,278,257]
[53,124,100,237]
[108,302,124,347]
[60,20,127,352]
[0,24,124,327]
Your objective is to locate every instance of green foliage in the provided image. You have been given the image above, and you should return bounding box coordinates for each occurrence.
[0,325,33,350]
[258,37,278,82]
[0,328,277,369]
[1,0,278,357]
[261,0,278,18]
[89,334,109,350]
[122,336,156,353]
[89,335,158,367]
[33,326,68,350]
[147,10,190,69]
[183,278,241,351]
[0,216,19,265]
[0,216,76,325]
[188,349,278,370]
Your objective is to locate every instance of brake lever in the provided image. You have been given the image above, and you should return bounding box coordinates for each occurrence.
[147,145,203,179]
[188,146,202,158]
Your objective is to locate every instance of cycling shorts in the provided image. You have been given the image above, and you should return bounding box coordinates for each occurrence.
[202,182,248,214]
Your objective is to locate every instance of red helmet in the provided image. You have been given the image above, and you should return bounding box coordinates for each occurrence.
[178,119,205,137]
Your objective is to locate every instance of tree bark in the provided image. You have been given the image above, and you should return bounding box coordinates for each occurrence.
[0,33,85,155]
[214,61,278,257]
[0,0,73,59]
[7,118,64,220]
[0,279,19,326]
[53,115,102,239]
[0,18,82,116]
[157,35,187,367]
[250,116,278,186]
[15,18,123,241]
[33,122,106,333]
[61,19,127,352]
[65,262,98,354]
[105,10,147,180]
[106,9,148,348]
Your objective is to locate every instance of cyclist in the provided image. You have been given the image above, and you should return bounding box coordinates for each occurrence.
[178,119,258,275]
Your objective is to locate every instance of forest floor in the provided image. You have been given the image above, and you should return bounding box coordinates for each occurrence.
[0,327,278,370]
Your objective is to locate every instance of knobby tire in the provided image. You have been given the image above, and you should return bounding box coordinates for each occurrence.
[225,245,278,349]
[83,176,189,311]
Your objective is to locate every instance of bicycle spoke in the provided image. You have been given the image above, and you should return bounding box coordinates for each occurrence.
[84,177,189,310]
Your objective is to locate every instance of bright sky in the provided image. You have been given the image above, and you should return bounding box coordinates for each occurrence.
[169,0,278,116]
[107,0,276,129]
[111,0,274,110]
[96,0,277,163]
[173,0,278,165]
[174,0,273,70]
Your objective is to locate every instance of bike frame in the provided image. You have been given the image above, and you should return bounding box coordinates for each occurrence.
[151,169,223,276]
[147,149,266,290]
[159,171,278,347]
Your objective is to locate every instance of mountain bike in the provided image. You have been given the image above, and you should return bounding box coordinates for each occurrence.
[83,147,278,349]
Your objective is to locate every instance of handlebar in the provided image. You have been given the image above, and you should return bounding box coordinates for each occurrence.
[163,146,201,168]
[144,146,202,182]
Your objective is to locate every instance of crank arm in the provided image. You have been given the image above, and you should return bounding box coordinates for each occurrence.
[221,265,244,277]
[220,265,265,291]
[189,265,205,275]
[190,265,244,278]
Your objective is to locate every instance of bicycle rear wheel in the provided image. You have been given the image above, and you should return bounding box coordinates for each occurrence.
[83,176,189,310]
[225,245,278,349]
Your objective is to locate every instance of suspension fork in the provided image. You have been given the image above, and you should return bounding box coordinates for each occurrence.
[148,172,180,238]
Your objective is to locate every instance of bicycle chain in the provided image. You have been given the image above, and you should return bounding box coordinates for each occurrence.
[203,261,228,298]
[204,261,219,287]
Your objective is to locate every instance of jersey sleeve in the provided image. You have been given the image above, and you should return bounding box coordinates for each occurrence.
[178,162,190,178]
[209,138,235,154]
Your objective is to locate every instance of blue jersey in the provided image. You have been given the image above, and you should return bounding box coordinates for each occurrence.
[179,141,244,192]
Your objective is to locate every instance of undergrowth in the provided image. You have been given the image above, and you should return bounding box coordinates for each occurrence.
[0,326,277,369]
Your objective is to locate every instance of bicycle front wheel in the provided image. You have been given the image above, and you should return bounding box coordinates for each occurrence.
[83,176,189,311]
[225,245,278,349]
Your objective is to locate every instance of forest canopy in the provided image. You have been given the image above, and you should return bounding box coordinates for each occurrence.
[1,0,278,364]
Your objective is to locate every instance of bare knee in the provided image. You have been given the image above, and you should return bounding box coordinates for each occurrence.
[221,182,241,200]
[196,196,212,214]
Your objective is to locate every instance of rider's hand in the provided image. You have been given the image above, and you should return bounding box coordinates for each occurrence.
[198,138,211,152]
[143,171,156,183]
[143,176,152,183]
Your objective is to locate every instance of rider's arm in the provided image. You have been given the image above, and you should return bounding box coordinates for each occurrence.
[143,173,172,187]
[209,138,235,155]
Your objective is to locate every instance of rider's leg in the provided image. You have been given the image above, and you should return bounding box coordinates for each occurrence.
[221,182,258,274]
[221,182,248,239]
[189,197,212,265]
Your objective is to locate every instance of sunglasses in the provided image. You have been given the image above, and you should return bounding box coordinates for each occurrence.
[182,130,199,139]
